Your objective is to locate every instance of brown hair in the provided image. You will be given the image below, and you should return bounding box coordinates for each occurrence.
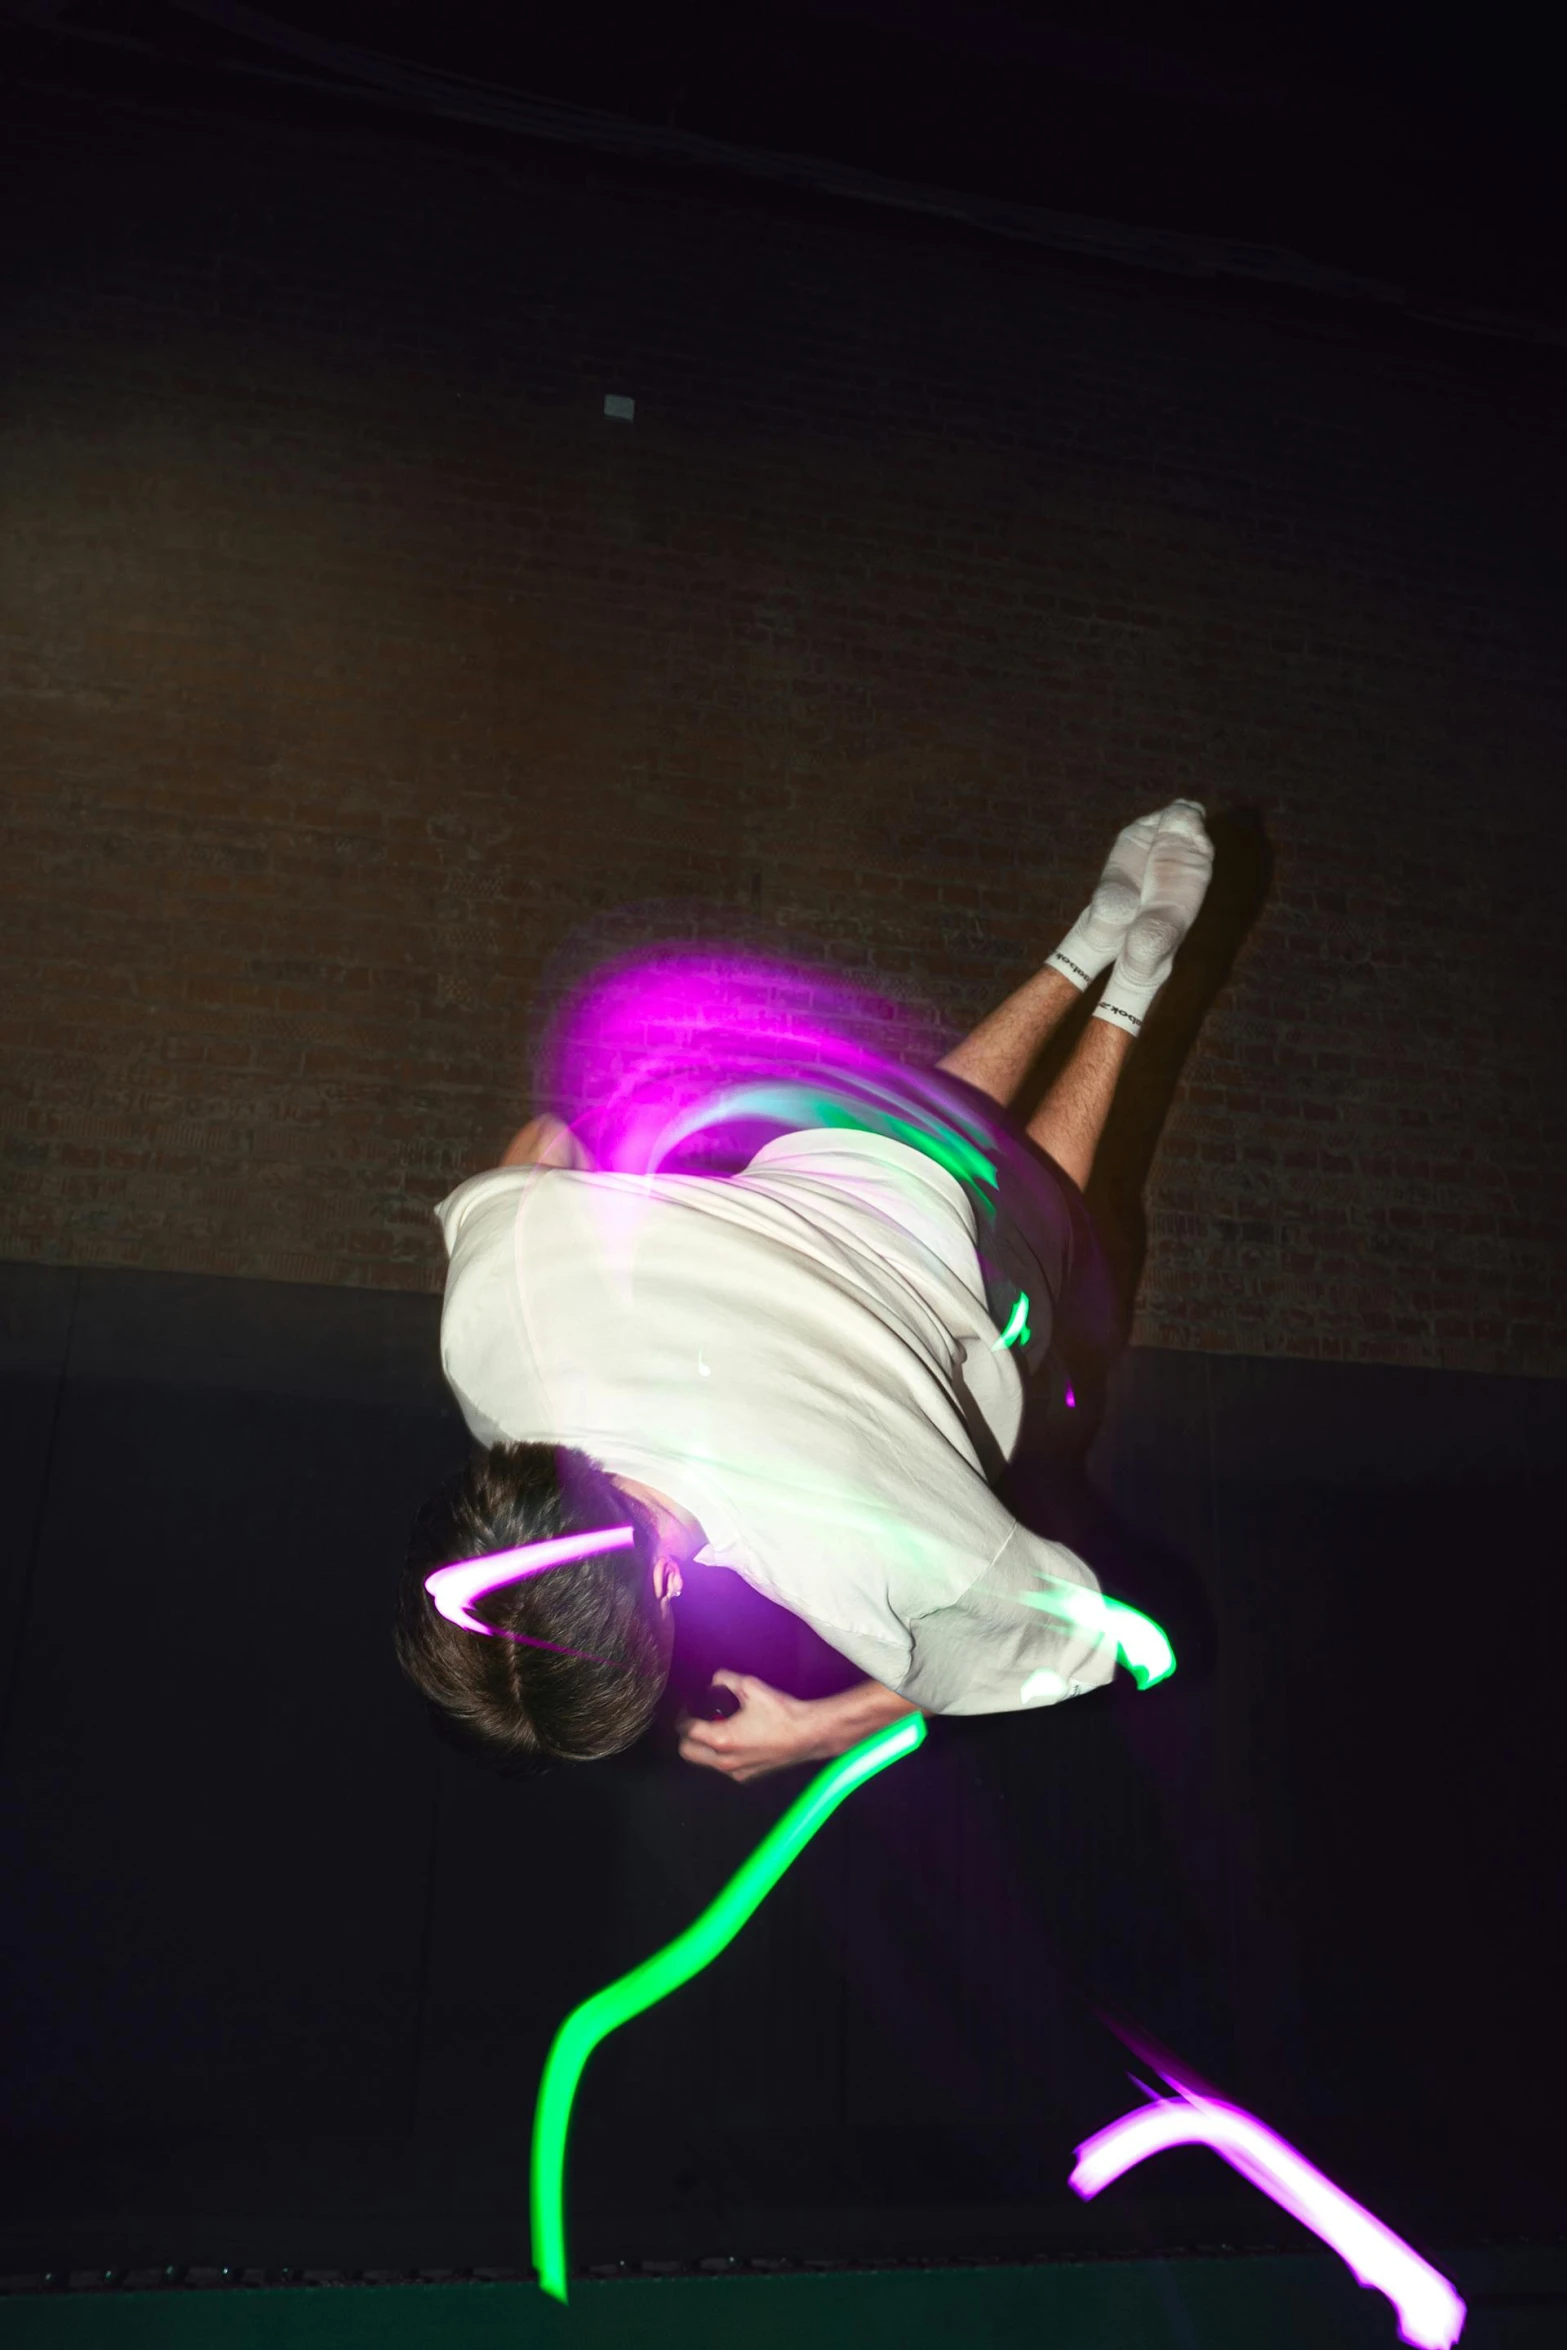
[395,1442,669,1768]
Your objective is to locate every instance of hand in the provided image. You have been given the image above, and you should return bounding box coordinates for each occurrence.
[676,1670,817,1783]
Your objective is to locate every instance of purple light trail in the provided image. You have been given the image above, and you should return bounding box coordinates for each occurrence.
[425,1528,639,1665]
[1071,2081,1466,2347]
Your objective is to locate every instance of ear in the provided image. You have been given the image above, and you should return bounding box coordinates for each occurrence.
[651,1556,684,1605]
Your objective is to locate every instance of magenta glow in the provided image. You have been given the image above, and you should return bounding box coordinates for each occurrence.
[539,946,948,1179]
[1071,2085,1466,2348]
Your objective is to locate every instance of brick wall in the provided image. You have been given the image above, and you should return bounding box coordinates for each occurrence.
[2,81,1563,1372]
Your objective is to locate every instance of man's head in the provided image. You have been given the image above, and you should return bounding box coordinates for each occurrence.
[395,1442,682,1768]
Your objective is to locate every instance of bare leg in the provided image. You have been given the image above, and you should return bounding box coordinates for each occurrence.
[1025,1018,1133,1191]
[936,961,1135,1192]
[935,966,1081,1106]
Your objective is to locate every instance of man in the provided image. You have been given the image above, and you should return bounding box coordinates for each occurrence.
[396,803,1213,1781]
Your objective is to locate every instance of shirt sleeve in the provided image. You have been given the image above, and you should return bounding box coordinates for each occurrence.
[894,1526,1120,1716]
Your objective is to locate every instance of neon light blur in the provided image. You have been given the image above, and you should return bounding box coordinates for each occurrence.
[540,947,1003,1199]
[530,1713,927,2303]
[1020,1580,1177,1690]
[1071,2084,1466,2348]
[424,1526,635,1634]
[992,1291,1031,1352]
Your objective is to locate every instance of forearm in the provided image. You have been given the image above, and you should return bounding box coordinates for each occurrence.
[499,1114,592,1170]
[797,1676,922,1761]
[678,1672,922,1782]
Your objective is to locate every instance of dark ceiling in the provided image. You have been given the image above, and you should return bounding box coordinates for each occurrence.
[6,0,1563,320]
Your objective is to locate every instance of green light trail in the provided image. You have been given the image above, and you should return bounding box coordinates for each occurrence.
[651,1082,1000,1197]
[529,1712,928,2302]
[991,1290,1032,1351]
[1020,1583,1177,1690]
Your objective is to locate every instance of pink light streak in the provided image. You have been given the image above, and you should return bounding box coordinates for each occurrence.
[1070,2082,1466,2348]
[425,1527,636,1654]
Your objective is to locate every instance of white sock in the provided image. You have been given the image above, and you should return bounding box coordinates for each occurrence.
[1044,809,1164,991]
[1092,799,1213,1037]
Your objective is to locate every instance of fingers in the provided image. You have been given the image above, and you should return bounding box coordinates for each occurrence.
[677,1720,736,1769]
[678,1724,766,1779]
[677,1711,730,1750]
[677,1691,750,1762]
[674,1672,746,1751]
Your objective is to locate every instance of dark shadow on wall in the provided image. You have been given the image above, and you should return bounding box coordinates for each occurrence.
[973,810,1273,1782]
[1086,806,1276,1344]
[1008,806,1275,1366]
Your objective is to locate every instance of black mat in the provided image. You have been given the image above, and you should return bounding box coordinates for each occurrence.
[2,1261,1562,2275]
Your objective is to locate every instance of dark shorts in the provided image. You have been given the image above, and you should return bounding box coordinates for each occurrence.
[728,1048,1122,1439]
[916,1068,1121,1392]
[754,1059,1122,1402]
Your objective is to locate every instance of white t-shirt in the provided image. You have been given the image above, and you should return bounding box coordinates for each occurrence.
[432,1129,1116,1715]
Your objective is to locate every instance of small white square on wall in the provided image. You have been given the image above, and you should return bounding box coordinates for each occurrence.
[603,393,636,420]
